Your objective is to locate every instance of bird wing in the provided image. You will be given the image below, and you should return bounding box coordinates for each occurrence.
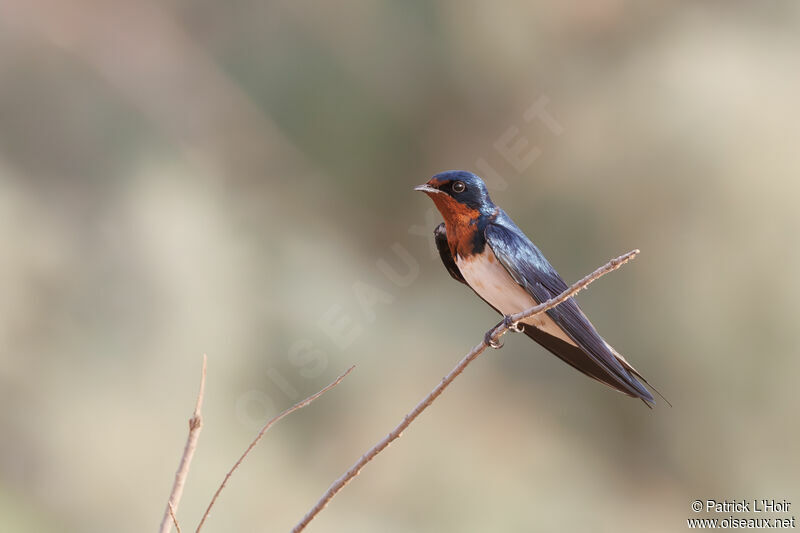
[434,221,654,403]
[484,218,654,404]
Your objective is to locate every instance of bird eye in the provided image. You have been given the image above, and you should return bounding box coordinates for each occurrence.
[452,181,466,193]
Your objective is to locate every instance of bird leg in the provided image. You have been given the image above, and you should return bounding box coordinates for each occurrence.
[503,315,524,333]
[484,329,504,349]
[485,315,524,348]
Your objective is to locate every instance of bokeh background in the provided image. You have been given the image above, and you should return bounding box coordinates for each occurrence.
[2,1,799,532]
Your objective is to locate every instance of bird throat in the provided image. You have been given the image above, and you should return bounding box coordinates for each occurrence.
[429,195,491,257]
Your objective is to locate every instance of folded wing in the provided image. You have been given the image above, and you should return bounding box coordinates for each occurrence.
[483,218,654,404]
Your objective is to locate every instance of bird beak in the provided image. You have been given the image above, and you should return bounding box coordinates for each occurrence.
[414,184,441,194]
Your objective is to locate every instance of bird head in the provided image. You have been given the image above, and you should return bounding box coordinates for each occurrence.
[414,171,496,224]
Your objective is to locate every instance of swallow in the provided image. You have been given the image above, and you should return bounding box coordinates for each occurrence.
[415,170,659,406]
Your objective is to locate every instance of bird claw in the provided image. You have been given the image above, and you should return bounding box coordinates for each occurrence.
[503,315,524,333]
[485,315,522,349]
[484,331,503,349]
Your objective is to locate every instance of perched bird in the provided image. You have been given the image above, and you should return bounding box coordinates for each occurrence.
[415,170,658,406]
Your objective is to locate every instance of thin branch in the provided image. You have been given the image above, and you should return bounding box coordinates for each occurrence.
[291,249,640,533]
[159,354,208,533]
[195,365,356,532]
[168,502,182,533]
[487,248,640,345]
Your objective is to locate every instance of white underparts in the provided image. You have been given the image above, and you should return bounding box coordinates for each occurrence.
[456,249,578,347]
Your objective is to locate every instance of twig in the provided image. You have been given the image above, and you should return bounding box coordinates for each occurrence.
[159,354,208,533]
[168,502,182,533]
[195,365,356,532]
[291,249,639,532]
[486,248,640,345]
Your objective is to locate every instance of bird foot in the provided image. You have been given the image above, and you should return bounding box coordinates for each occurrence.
[503,315,524,333]
[484,330,503,349]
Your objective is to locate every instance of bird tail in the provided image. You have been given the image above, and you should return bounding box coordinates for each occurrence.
[522,325,657,406]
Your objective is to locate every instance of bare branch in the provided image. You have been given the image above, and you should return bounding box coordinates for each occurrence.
[159,354,208,533]
[168,502,182,533]
[291,249,639,532]
[486,248,640,346]
[196,365,356,532]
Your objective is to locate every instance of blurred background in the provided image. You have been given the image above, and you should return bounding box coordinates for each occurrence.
[2,1,799,532]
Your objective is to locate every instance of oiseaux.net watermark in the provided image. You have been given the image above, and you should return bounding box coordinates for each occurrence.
[688,499,795,529]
